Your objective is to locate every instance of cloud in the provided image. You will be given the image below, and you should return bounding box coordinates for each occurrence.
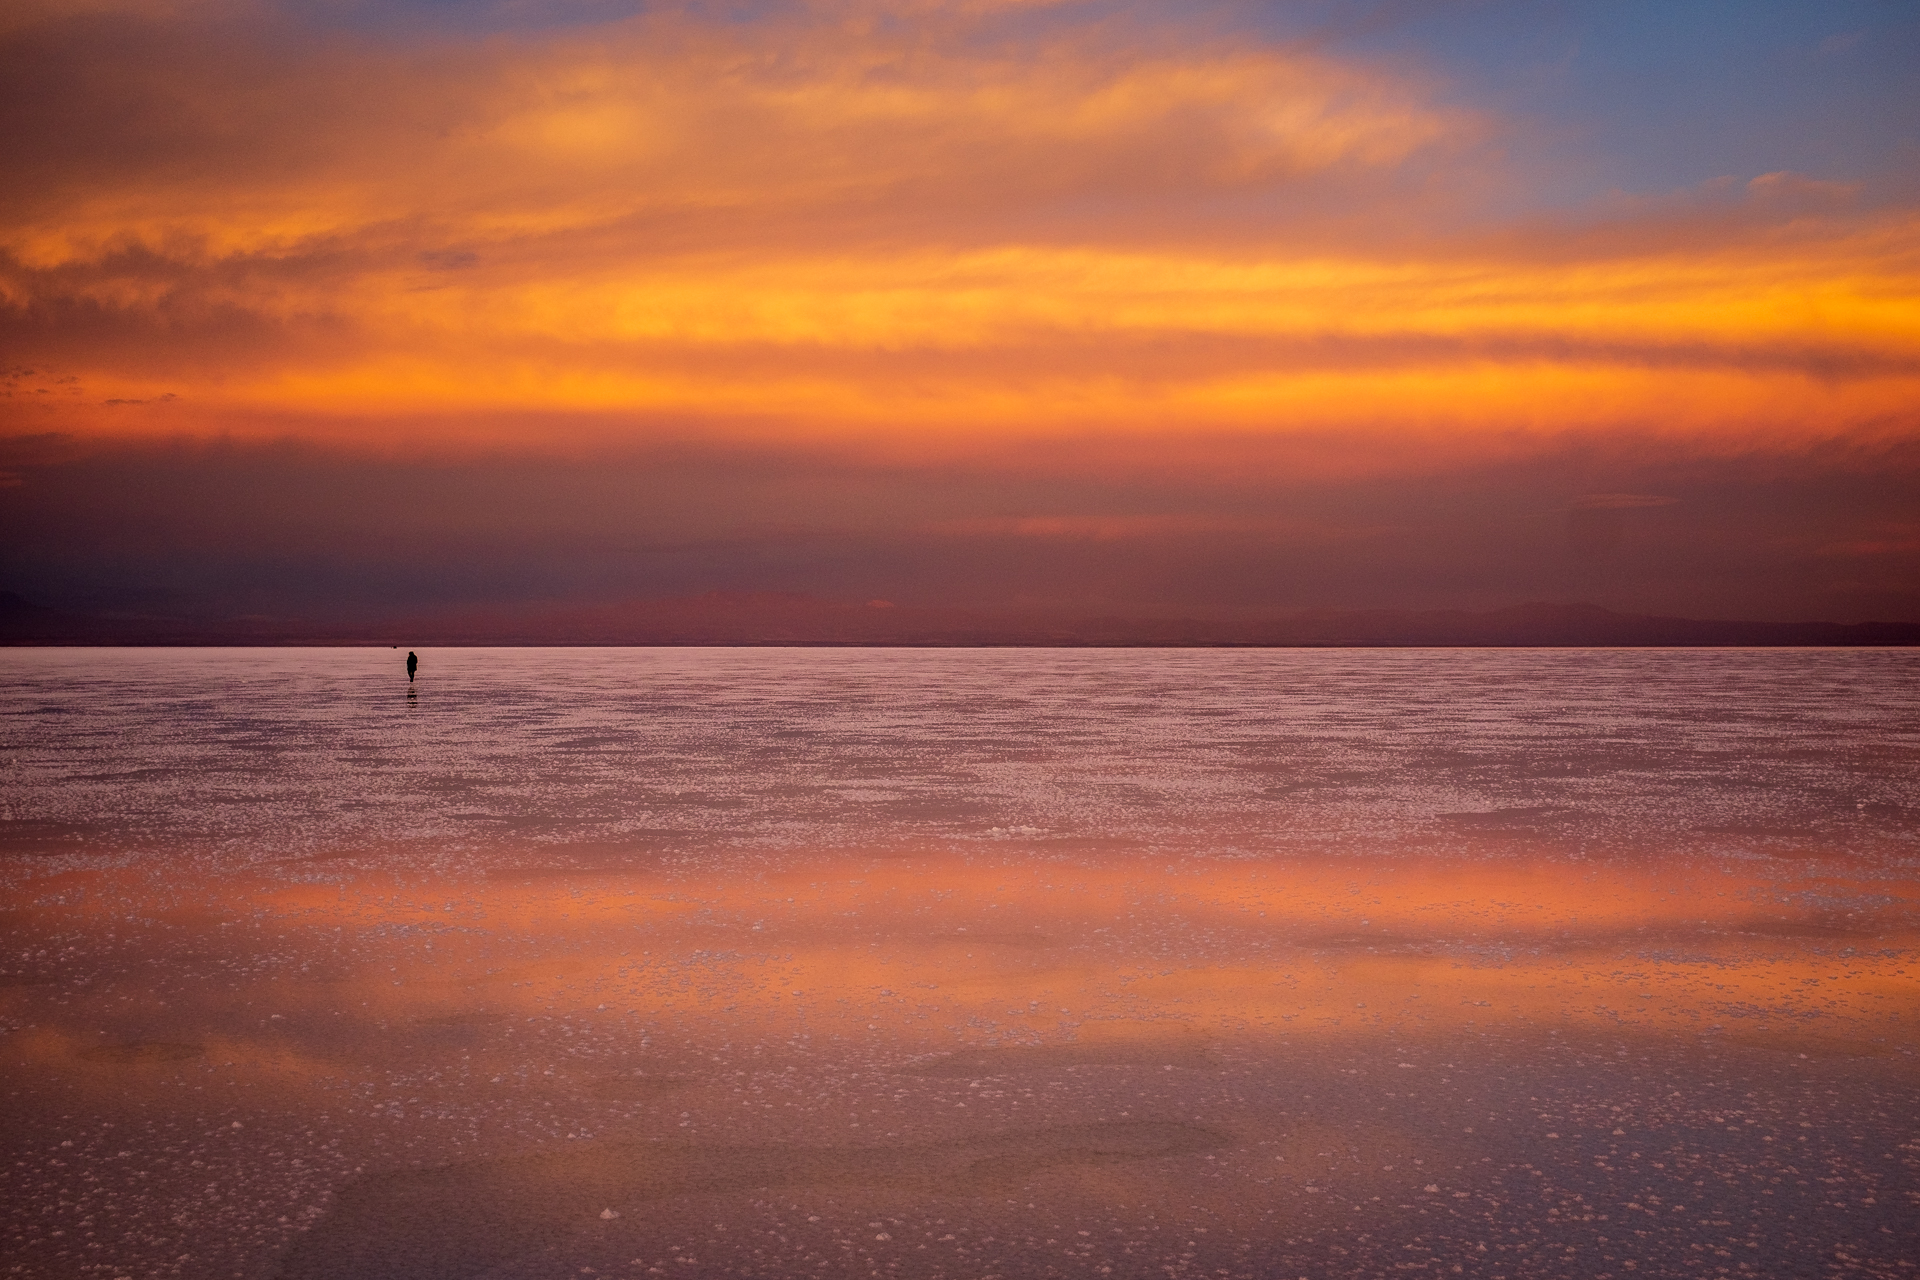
[5,432,1916,623]
[418,250,480,272]
[1571,493,1678,511]
[1,3,1469,252]
[921,513,1395,544]
[1746,170,1860,208]
[0,0,1915,468]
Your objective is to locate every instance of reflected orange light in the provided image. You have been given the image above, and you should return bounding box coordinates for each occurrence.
[14,854,1913,1081]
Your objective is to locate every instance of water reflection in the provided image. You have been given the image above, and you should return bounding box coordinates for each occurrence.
[2,850,1914,1279]
[2,648,1916,1279]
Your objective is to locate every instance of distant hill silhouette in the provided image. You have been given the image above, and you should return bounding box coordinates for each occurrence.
[4,590,1916,647]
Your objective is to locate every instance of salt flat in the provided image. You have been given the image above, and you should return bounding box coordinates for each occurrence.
[2,647,1915,1279]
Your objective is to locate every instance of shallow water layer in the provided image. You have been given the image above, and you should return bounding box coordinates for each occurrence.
[1,647,1917,1280]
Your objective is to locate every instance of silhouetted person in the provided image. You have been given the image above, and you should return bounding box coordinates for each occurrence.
[406,651,418,683]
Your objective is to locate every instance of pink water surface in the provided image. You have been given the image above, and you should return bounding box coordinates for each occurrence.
[2,647,1916,1279]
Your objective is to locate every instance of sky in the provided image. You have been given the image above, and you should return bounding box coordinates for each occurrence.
[3,0,1917,629]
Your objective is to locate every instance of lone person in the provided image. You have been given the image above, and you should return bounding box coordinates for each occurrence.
[406,650,418,683]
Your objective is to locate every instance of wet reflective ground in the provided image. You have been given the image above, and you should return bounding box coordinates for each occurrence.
[2,648,1916,1280]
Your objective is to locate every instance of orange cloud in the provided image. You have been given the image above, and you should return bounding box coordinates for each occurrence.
[0,2,1916,461]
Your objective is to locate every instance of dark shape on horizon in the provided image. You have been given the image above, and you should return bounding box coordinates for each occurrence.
[406,650,418,683]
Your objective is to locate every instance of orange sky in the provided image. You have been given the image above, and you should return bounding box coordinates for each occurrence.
[2,0,1918,622]
[5,0,1916,453]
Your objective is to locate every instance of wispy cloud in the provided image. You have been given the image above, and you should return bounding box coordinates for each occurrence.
[0,0,1915,564]
[1570,493,1678,511]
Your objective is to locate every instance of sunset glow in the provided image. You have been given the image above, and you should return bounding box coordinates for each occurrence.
[4,1,1918,625]
[3,12,1917,1271]
[6,2,1917,451]
[15,851,1917,1076]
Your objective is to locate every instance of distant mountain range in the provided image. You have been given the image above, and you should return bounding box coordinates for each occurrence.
[4,590,1916,647]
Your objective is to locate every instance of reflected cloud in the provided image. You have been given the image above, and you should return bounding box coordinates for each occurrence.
[6,844,1915,1275]
[13,853,1914,1073]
